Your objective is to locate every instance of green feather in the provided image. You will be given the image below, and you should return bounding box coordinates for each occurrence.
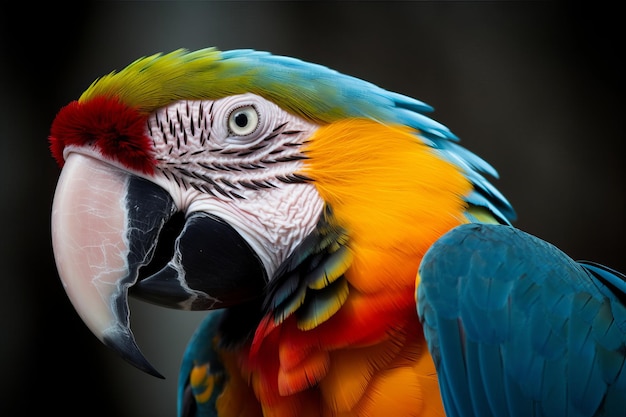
[307,244,352,290]
[296,277,350,331]
[78,47,436,129]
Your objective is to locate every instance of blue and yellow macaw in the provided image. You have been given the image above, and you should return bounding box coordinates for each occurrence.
[48,48,626,416]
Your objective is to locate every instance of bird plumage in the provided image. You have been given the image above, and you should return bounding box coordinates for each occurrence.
[47,47,624,417]
[418,223,626,416]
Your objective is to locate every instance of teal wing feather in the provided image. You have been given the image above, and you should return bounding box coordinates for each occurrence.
[178,311,226,417]
[417,223,626,417]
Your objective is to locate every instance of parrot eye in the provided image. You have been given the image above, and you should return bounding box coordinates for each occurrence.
[228,105,259,136]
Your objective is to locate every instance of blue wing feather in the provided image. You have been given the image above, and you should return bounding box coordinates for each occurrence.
[178,311,226,417]
[418,223,626,417]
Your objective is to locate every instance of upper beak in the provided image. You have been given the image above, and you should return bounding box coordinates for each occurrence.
[51,153,176,377]
[51,152,267,377]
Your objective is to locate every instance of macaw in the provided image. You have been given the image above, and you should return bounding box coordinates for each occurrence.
[48,48,626,417]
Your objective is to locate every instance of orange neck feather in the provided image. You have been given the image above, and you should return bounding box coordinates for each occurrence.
[301,119,471,292]
[225,119,470,416]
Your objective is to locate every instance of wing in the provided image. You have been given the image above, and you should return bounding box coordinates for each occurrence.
[178,310,226,417]
[417,223,626,417]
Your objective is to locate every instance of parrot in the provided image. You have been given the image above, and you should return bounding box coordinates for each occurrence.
[47,47,626,417]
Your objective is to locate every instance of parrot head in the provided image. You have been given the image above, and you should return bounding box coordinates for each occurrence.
[49,48,514,378]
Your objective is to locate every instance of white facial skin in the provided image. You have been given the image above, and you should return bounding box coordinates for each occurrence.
[145,93,325,279]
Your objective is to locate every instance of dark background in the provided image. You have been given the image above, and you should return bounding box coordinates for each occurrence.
[1,2,623,416]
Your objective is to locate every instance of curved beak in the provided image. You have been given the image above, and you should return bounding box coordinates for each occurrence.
[51,152,267,377]
[51,153,176,377]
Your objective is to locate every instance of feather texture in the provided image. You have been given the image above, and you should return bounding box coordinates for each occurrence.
[239,118,476,415]
[52,46,593,417]
[418,223,626,417]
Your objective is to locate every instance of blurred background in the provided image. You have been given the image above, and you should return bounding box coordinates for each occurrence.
[1,2,623,416]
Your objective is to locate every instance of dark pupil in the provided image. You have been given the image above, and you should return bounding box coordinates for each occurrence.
[234,112,248,128]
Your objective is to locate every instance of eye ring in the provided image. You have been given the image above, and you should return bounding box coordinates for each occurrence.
[228,105,259,136]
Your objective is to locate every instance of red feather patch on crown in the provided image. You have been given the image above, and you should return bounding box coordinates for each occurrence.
[49,96,155,174]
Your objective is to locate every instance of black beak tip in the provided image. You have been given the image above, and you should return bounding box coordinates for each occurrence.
[102,326,165,379]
